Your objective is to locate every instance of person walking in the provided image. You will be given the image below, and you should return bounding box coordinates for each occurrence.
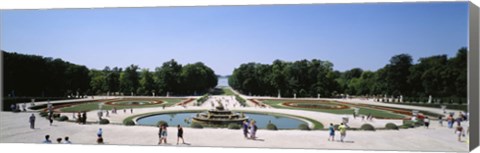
[242,120,249,139]
[447,115,454,128]
[97,128,104,144]
[158,125,163,144]
[48,116,53,126]
[438,116,443,126]
[249,120,257,140]
[455,123,464,142]
[82,112,87,124]
[29,114,36,129]
[424,117,430,128]
[161,125,168,144]
[177,125,185,145]
[338,123,347,142]
[328,123,335,141]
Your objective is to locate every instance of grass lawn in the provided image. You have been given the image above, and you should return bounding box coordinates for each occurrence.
[261,100,405,119]
[221,87,235,95]
[59,98,185,112]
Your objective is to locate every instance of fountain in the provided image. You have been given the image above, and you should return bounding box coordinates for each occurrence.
[192,100,247,126]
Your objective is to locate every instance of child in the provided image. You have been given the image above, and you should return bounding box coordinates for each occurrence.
[455,124,464,142]
[328,123,335,141]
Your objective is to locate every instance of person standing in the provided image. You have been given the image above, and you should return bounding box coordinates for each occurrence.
[48,116,53,126]
[249,120,257,140]
[29,114,36,129]
[338,123,347,142]
[82,112,87,124]
[424,117,430,128]
[328,123,335,141]
[177,125,185,145]
[242,120,249,139]
[56,138,62,144]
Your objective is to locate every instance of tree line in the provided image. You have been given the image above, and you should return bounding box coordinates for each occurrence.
[2,51,217,97]
[229,47,467,99]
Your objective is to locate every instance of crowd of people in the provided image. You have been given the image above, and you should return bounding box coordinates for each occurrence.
[42,135,72,144]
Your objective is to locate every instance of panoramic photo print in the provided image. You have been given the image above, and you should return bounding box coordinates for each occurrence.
[0,2,472,152]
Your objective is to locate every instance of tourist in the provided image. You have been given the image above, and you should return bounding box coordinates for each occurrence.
[438,116,443,126]
[158,125,163,144]
[43,135,52,144]
[242,120,249,139]
[64,137,72,144]
[130,108,133,114]
[338,123,347,142]
[97,128,104,144]
[97,128,103,137]
[447,115,454,128]
[455,123,464,142]
[77,112,82,124]
[56,138,62,144]
[22,103,27,112]
[161,125,168,144]
[424,117,430,128]
[250,120,257,140]
[48,116,53,126]
[106,110,109,117]
[328,123,335,141]
[82,111,87,124]
[123,109,126,113]
[455,116,463,126]
[10,104,16,112]
[29,113,36,129]
[177,125,185,145]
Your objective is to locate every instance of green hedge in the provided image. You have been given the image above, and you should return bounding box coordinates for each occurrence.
[385,123,398,130]
[360,124,375,131]
[266,123,278,130]
[298,124,311,131]
[124,120,135,126]
[100,119,110,124]
[57,116,69,121]
[235,95,247,107]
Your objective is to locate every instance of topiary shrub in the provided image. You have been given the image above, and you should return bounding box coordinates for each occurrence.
[402,120,414,128]
[124,120,135,126]
[99,119,110,124]
[57,116,69,121]
[298,124,311,131]
[385,123,398,130]
[266,123,278,130]
[360,123,375,131]
[227,123,241,129]
[156,120,169,127]
[191,122,203,129]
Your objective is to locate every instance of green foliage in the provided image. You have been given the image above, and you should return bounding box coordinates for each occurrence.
[156,120,169,127]
[298,124,311,131]
[39,111,48,117]
[57,115,69,121]
[227,123,241,129]
[402,120,415,128]
[385,123,398,130]
[124,120,135,126]
[99,119,110,124]
[196,94,210,106]
[235,95,247,107]
[360,123,375,131]
[190,122,203,129]
[266,123,278,130]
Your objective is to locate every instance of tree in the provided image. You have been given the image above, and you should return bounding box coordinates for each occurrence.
[120,65,140,95]
[139,69,155,95]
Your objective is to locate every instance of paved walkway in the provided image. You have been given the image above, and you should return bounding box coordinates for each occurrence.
[0,111,469,152]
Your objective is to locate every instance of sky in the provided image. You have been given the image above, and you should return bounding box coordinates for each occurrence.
[0,2,469,75]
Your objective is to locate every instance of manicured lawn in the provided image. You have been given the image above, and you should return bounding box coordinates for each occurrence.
[59,98,185,112]
[261,100,405,119]
[221,87,235,95]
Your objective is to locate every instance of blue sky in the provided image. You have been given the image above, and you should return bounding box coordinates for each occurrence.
[0,2,468,75]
